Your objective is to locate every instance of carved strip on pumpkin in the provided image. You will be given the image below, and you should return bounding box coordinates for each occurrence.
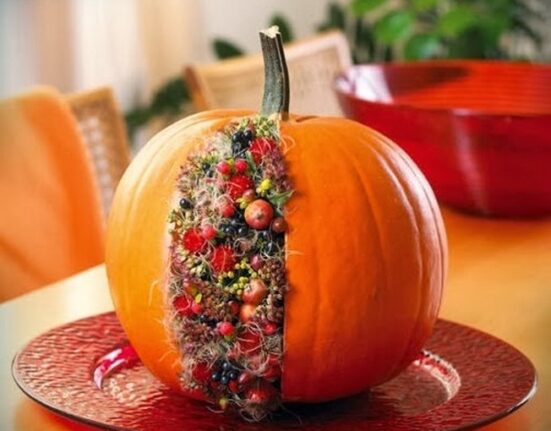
[166,115,292,419]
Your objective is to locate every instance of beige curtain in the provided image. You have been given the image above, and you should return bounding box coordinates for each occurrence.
[0,0,200,110]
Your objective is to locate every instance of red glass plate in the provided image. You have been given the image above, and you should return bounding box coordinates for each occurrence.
[12,312,536,431]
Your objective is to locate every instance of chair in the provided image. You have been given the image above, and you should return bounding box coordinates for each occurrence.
[66,87,130,220]
[0,87,107,300]
[0,87,129,300]
[185,31,352,117]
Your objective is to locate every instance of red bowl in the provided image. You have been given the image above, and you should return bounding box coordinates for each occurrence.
[335,61,551,217]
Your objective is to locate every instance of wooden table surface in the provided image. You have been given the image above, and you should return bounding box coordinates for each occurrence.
[1,207,550,430]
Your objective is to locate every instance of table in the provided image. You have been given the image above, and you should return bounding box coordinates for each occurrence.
[1,207,550,430]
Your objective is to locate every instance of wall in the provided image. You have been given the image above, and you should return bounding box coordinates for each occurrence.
[0,0,343,109]
[0,0,548,110]
[196,0,346,61]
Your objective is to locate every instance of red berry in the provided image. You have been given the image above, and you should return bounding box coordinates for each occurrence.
[242,189,256,203]
[250,254,264,270]
[226,174,254,200]
[238,329,261,353]
[191,302,203,315]
[242,278,268,305]
[218,321,235,336]
[228,380,239,393]
[249,138,277,164]
[262,321,279,335]
[201,224,217,240]
[271,217,287,233]
[211,245,236,273]
[183,228,206,253]
[173,295,194,317]
[263,355,282,380]
[239,304,257,323]
[234,158,248,173]
[192,363,211,383]
[184,283,197,296]
[238,371,254,386]
[228,301,240,316]
[263,363,282,381]
[244,199,274,230]
[217,160,231,175]
[245,380,278,405]
[218,201,235,218]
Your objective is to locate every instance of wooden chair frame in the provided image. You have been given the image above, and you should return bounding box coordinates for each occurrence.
[66,87,130,220]
[185,31,352,117]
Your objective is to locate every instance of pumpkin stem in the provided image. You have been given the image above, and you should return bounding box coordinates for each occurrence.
[260,27,290,120]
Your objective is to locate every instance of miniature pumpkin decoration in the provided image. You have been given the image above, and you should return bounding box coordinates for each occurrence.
[106,27,446,420]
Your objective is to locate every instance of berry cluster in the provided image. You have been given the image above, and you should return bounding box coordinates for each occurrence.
[166,116,292,419]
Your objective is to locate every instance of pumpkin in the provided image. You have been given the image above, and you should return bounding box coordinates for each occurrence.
[106,27,446,419]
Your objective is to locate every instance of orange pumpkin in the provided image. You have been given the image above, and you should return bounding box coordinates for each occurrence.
[106,28,446,413]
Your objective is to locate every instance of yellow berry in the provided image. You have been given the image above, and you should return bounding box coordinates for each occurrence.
[260,178,272,191]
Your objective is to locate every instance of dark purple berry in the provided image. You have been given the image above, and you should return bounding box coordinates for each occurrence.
[201,162,211,174]
[212,371,221,382]
[263,242,278,254]
[229,370,238,380]
[237,225,249,236]
[232,211,245,222]
[243,128,254,143]
[221,223,237,236]
[207,319,217,328]
[222,361,231,371]
[220,375,229,385]
[179,198,193,209]
[232,130,245,144]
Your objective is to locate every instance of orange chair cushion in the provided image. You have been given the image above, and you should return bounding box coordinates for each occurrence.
[0,87,104,301]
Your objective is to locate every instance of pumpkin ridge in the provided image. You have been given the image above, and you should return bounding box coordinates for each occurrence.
[358,133,428,372]
[333,128,397,377]
[333,121,436,384]
[391,145,447,325]
[361,129,445,367]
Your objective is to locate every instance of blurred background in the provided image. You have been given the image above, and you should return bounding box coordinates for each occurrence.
[1,0,550,146]
[1,3,550,429]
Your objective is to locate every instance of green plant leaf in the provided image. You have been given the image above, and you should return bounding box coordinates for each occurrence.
[316,3,346,32]
[383,45,394,61]
[479,14,510,46]
[351,0,387,16]
[411,0,438,11]
[269,14,294,42]
[212,39,244,60]
[124,107,151,139]
[329,3,347,29]
[354,18,375,62]
[438,6,477,37]
[404,33,440,60]
[445,28,487,59]
[150,77,189,114]
[374,11,414,44]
